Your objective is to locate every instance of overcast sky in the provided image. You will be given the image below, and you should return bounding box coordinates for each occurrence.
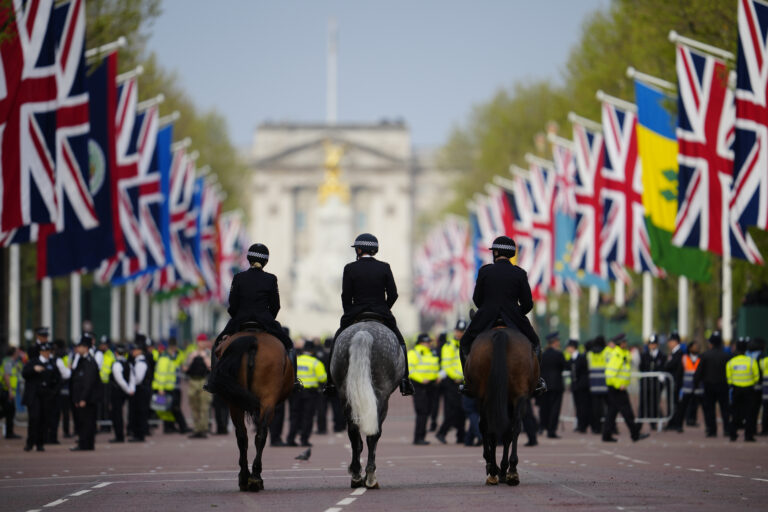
[148,0,609,150]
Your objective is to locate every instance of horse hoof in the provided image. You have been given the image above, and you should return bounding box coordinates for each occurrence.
[485,475,499,486]
[365,479,379,489]
[351,477,364,489]
[248,477,264,492]
[506,472,520,486]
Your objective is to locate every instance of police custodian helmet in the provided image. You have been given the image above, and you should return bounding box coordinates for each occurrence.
[247,243,269,267]
[489,235,516,257]
[352,233,378,255]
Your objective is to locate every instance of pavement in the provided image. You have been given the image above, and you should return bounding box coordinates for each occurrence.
[1,394,767,512]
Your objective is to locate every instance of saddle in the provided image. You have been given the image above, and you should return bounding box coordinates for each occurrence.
[352,311,388,325]
[215,321,265,359]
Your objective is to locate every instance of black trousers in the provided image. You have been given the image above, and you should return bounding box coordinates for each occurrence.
[572,389,591,432]
[99,384,111,432]
[111,389,128,441]
[412,382,434,442]
[430,382,442,430]
[702,383,730,436]
[604,388,640,440]
[521,398,538,444]
[590,393,608,434]
[76,404,97,449]
[330,395,346,432]
[129,387,150,441]
[26,395,55,449]
[730,387,757,440]
[269,401,285,443]
[167,389,188,432]
[288,388,318,444]
[539,390,563,436]
[761,399,768,434]
[639,379,662,421]
[47,391,61,443]
[213,394,229,434]
[316,393,328,433]
[60,392,73,436]
[2,394,16,437]
[669,392,701,428]
[686,394,701,425]
[437,380,465,441]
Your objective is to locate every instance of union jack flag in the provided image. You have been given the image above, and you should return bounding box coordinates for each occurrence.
[674,44,762,263]
[551,142,577,216]
[167,146,200,286]
[1,0,58,231]
[195,179,221,297]
[733,0,768,233]
[526,161,556,296]
[600,100,658,276]
[218,210,246,303]
[570,119,605,276]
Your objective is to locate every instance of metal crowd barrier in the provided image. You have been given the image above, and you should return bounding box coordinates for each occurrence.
[558,370,675,432]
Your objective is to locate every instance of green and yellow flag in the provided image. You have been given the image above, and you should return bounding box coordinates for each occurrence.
[635,81,711,282]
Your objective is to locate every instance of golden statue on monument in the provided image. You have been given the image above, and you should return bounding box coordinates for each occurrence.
[319,140,350,203]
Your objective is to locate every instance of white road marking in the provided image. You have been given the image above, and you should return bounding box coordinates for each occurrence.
[324,508,343,512]
[687,468,704,472]
[69,490,91,496]
[752,478,768,482]
[92,482,113,488]
[337,497,356,505]
[43,499,67,507]
[715,473,742,478]
[26,510,41,512]
[351,488,366,496]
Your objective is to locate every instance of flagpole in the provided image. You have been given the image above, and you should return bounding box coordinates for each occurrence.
[70,272,81,343]
[722,251,733,345]
[124,282,135,341]
[642,272,653,341]
[139,291,149,336]
[151,299,161,342]
[110,286,121,341]
[678,276,689,339]
[8,245,20,347]
[569,286,580,340]
[615,280,625,307]
[41,277,53,333]
[589,285,599,313]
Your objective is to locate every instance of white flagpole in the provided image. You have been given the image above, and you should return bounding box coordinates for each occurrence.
[124,282,135,341]
[569,287,580,340]
[110,286,121,341]
[678,276,689,339]
[642,272,653,341]
[722,251,733,345]
[8,245,20,347]
[151,300,161,341]
[615,280,625,307]
[589,285,599,313]
[70,272,81,342]
[41,277,53,332]
[139,291,149,336]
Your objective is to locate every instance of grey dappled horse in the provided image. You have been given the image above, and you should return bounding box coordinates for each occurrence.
[330,321,405,489]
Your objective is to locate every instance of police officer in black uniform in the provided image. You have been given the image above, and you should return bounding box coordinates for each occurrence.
[70,333,101,451]
[129,339,152,443]
[27,326,50,361]
[694,331,732,437]
[22,342,60,451]
[459,235,546,395]
[209,243,300,391]
[324,233,414,396]
[109,345,134,443]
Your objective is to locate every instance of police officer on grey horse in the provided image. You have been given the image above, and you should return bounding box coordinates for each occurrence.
[323,233,414,397]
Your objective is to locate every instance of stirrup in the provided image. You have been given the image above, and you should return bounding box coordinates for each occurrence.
[294,379,304,392]
[322,383,337,397]
[459,382,473,397]
[533,377,547,397]
[400,378,414,396]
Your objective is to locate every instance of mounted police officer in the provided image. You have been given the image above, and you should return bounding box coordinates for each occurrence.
[459,235,546,396]
[324,233,414,396]
[208,243,300,391]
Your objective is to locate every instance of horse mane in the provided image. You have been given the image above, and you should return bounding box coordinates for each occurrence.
[211,335,261,415]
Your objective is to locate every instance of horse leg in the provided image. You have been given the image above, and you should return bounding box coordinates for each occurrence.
[230,407,250,491]
[499,429,510,483]
[248,413,269,492]
[347,417,364,488]
[364,432,381,489]
[479,416,498,485]
[506,398,523,486]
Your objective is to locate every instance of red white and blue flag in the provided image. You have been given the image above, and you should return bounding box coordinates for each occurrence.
[733,0,768,233]
[674,44,762,263]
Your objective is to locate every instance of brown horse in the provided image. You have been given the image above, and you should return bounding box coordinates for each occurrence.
[210,330,293,492]
[465,327,538,486]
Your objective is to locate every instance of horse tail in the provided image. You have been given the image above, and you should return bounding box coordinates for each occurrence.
[485,330,509,437]
[344,330,379,436]
[211,336,261,414]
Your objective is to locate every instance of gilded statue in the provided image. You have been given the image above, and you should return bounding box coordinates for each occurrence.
[318,140,349,203]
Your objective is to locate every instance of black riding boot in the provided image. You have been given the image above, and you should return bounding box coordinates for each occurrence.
[459,350,473,397]
[533,343,547,397]
[289,348,303,392]
[322,339,337,396]
[399,343,414,396]
[203,338,221,394]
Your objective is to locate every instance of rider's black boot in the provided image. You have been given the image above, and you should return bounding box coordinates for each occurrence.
[458,350,473,396]
[322,339,337,396]
[532,343,547,397]
[203,339,221,393]
[289,348,303,392]
[399,343,414,396]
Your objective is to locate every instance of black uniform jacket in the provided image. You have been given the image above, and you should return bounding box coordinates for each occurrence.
[71,355,101,405]
[340,257,398,322]
[664,348,684,393]
[21,356,60,406]
[693,348,731,388]
[225,266,283,334]
[569,351,590,392]
[540,347,566,392]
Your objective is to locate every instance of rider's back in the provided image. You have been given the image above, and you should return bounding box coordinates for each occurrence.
[228,267,280,322]
[341,258,397,313]
[474,259,532,315]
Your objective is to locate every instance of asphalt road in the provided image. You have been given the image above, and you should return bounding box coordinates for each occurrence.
[1,394,767,512]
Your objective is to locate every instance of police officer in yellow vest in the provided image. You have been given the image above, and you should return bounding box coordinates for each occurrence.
[586,336,610,435]
[96,336,115,433]
[1,346,23,439]
[602,333,649,443]
[409,333,439,445]
[726,337,760,442]
[435,320,466,445]
[287,341,327,447]
[153,339,191,434]
[760,350,768,437]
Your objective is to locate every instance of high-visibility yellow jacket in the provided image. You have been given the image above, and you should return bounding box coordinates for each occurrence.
[762,357,768,400]
[606,347,631,390]
[408,344,439,384]
[586,347,610,393]
[440,336,463,381]
[99,350,115,384]
[152,354,178,391]
[296,354,327,389]
[726,355,759,388]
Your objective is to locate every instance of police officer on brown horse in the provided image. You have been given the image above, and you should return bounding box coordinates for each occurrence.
[207,243,301,392]
[323,233,414,397]
[460,235,546,396]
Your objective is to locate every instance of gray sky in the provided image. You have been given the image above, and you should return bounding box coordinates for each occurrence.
[148,0,609,150]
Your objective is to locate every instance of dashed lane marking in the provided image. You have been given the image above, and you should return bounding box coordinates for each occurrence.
[752,478,768,483]
[324,509,342,512]
[92,482,113,488]
[337,497,356,505]
[351,488,366,496]
[43,498,67,507]
[687,468,705,472]
[69,490,91,496]
[715,473,743,478]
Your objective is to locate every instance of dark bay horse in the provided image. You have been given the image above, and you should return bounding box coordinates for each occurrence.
[465,327,538,486]
[330,321,405,489]
[210,331,293,492]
